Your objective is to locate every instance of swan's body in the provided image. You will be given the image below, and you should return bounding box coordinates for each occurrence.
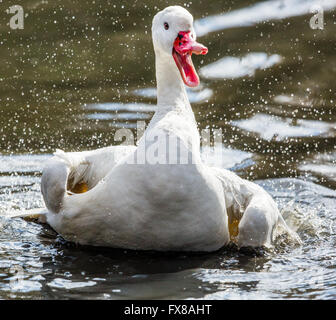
[30,6,299,251]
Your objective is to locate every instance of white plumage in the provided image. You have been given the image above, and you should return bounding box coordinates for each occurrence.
[18,6,300,251]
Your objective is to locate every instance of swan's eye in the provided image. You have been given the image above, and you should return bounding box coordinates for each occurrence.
[164,22,169,30]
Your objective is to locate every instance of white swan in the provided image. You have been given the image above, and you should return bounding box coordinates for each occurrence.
[16,6,299,251]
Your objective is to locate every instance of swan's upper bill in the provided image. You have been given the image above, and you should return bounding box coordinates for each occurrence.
[152,6,208,87]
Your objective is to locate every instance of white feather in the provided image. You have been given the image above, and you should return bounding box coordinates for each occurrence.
[54,149,90,188]
[36,6,300,251]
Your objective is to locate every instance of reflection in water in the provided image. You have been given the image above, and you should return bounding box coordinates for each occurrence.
[133,87,213,103]
[83,102,157,127]
[194,0,336,36]
[1,0,336,299]
[231,113,336,141]
[201,146,252,169]
[86,112,151,121]
[85,103,157,112]
[199,53,281,79]
[299,152,336,185]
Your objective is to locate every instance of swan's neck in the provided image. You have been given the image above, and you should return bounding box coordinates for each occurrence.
[143,49,201,157]
[154,51,193,118]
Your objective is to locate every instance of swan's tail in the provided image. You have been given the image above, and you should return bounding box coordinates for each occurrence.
[5,208,48,223]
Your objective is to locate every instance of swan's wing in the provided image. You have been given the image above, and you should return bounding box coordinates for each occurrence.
[211,166,302,246]
[41,156,69,213]
[53,149,89,189]
[211,167,253,220]
[55,145,136,189]
[41,145,136,213]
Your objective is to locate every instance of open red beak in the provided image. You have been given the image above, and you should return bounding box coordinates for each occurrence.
[173,31,208,87]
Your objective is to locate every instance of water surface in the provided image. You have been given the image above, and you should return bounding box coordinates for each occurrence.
[0,0,336,299]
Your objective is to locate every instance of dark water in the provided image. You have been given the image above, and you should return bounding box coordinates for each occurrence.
[0,0,336,299]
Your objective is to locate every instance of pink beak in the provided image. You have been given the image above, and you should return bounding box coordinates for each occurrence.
[173,31,208,56]
[172,31,208,87]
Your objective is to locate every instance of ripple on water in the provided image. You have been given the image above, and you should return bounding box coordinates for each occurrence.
[194,0,336,37]
[48,278,97,290]
[201,146,252,169]
[84,102,157,113]
[83,102,157,129]
[86,112,151,121]
[199,53,281,80]
[231,113,336,141]
[0,155,47,215]
[299,152,336,189]
[0,154,51,174]
[133,86,213,103]
[273,94,313,107]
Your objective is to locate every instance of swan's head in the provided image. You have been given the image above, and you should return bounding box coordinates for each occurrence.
[152,6,208,87]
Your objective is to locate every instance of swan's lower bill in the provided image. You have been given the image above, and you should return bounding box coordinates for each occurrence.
[172,31,208,87]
